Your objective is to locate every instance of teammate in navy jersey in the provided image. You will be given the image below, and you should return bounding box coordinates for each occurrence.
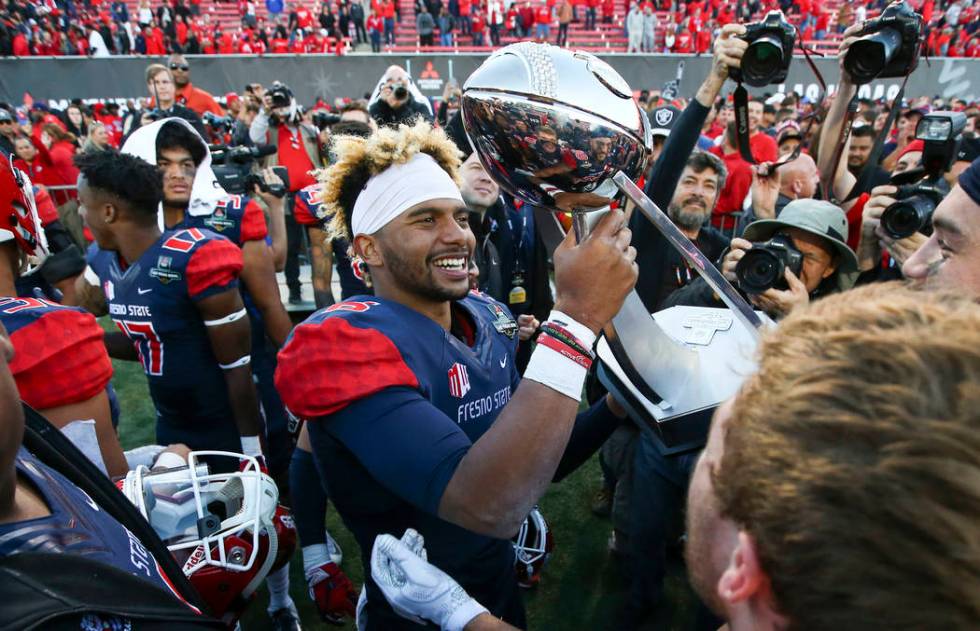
[0,308,204,628]
[121,120,296,490]
[72,150,263,471]
[275,122,637,629]
[0,158,127,478]
[294,182,370,306]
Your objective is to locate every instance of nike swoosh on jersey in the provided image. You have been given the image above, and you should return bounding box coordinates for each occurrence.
[137,287,153,295]
[499,356,508,368]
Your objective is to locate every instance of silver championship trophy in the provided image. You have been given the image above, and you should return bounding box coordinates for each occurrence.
[462,43,770,453]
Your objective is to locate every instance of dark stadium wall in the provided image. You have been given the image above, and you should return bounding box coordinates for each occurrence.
[2,55,977,108]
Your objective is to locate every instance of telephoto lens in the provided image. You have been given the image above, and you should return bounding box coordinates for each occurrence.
[735,235,804,294]
[842,0,923,85]
[730,11,796,87]
[844,28,903,85]
[393,84,409,99]
[879,184,945,239]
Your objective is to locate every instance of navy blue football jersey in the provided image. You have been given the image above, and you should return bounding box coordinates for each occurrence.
[87,228,244,454]
[169,194,269,248]
[0,447,190,605]
[275,292,525,629]
[293,183,370,299]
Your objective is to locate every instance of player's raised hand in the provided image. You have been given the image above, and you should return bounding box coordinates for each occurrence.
[552,209,637,334]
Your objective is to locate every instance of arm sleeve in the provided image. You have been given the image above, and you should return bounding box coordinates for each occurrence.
[249,111,270,146]
[275,316,421,419]
[552,398,621,482]
[631,100,711,312]
[9,309,113,410]
[185,238,243,300]
[314,387,473,515]
[240,199,269,242]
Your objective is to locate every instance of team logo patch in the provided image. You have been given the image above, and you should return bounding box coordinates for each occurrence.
[448,362,471,398]
[203,208,235,232]
[655,108,674,127]
[487,304,518,339]
[149,256,182,284]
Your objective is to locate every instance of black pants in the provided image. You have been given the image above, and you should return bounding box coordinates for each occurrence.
[420,32,434,46]
[285,195,304,294]
[557,22,568,45]
[354,18,367,42]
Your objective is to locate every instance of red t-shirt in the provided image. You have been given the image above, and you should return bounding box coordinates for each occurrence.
[709,145,753,228]
[277,126,317,192]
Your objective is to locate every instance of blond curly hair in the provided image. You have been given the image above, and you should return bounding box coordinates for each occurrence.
[318,120,463,244]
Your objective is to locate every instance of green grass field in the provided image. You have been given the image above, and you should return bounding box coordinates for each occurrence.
[108,321,695,630]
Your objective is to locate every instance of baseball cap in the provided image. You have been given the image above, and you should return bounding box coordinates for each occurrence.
[956,136,980,164]
[742,199,859,291]
[649,105,681,138]
[776,120,802,143]
[0,109,13,123]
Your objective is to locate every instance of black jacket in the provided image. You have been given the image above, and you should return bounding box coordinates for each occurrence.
[368,96,433,128]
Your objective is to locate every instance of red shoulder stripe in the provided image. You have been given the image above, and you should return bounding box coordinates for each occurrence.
[9,308,112,410]
[275,318,419,419]
[185,238,243,298]
[239,199,269,242]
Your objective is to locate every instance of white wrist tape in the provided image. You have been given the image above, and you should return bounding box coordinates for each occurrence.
[522,311,593,401]
[549,310,597,349]
[219,355,251,370]
[241,434,263,457]
[444,600,490,631]
[153,450,189,470]
[124,444,166,470]
[204,308,248,327]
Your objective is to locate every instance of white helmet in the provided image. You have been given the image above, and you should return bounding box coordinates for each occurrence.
[121,451,279,623]
[512,506,554,588]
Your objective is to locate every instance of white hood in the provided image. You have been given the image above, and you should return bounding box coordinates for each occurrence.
[121,117,228,229]
[368,74,434,116]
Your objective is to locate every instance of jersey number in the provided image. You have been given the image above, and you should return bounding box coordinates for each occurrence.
[116,320,164,376]
[0,297,58,313]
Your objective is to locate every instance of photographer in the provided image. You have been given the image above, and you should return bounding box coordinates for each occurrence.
[368,65,434,128]
[129,64,205,141]
[249,81,326,304]
[631,23,748,314]
[668,200,858,319]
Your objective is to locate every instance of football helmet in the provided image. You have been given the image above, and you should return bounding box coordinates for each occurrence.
[121,451,280,624]
[0,156,48,259]
[512,506,554,588]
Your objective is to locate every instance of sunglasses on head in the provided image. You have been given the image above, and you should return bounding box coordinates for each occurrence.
[170,63,189,71]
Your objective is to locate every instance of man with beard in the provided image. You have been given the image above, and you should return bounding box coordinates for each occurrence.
[655,151,729,309]
[367,283,980,631]
[274,121,637,630]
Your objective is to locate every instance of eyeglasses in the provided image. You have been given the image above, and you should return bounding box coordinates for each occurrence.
[170,63,190,71]
[0,120,13,125]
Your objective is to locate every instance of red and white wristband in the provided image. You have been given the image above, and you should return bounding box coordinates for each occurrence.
[523,310,597,401]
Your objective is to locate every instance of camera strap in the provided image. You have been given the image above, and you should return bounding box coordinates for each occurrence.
[733,43,826,167]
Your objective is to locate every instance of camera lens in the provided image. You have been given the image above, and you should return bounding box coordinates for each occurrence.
[880,196,934,239]
[844,28,903,84]
[742,35,784,87]
[736,248,784,294]
[394,86,408,99]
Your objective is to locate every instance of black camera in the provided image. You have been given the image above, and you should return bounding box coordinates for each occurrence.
[209,143,289,198]
[735,235,803,294]
[879,183,944,239]
[729,11,795,87]
[143,108,166,122]
[842,0,922,85]
[391,81,409,100]
[203,111,235,131]
[267,82,293,109]
[311,110,342,130]
[916,111,966,178]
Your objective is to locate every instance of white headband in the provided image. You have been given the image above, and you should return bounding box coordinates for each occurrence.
[351,152,463,237]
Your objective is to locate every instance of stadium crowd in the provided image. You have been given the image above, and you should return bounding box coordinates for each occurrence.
[1,3,980,631]
[2,0,980,55]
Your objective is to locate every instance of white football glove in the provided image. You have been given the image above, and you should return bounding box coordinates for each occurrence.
[371,529,488,631]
